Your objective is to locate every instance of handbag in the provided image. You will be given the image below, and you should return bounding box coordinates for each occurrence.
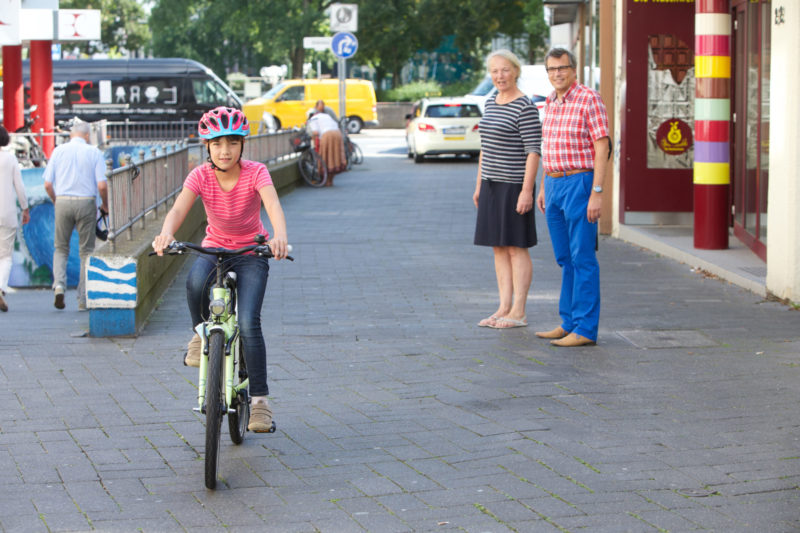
[96,208,109,241]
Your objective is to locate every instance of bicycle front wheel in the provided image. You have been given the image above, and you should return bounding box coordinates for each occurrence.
[298,150,328,187]
[205,330,225,490]
[228,337,249,444]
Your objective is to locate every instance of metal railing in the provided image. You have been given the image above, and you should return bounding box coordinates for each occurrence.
[104,129,299,251]
[105,119,197,142]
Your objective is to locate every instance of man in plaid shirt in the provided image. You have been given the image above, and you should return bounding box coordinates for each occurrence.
[535,48,610,347]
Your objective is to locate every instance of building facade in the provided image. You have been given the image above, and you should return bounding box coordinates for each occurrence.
[562,0,800,302]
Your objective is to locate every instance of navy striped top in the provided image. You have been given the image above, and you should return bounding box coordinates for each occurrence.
[478,94,542,184]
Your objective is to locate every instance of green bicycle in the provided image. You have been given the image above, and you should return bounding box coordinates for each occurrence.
[154,235,292,489]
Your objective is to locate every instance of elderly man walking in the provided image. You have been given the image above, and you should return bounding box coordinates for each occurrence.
[535,48,610,347]
[43,122,108,310]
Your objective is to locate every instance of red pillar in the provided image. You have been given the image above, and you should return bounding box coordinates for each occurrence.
[2,45,24,133]
[29,40,55,157]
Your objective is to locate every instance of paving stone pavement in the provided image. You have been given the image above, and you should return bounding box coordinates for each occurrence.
[1,130,799,532]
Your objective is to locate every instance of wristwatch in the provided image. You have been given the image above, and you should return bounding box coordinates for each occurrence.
[592,185,603,193]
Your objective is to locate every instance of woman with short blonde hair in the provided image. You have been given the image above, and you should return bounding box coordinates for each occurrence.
[473,49,542,329]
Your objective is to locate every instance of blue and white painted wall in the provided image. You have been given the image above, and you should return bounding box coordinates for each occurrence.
[86,255,137,336]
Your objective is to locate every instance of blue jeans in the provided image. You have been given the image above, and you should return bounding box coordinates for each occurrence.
[186,254,271,396]
[544,171,600,341]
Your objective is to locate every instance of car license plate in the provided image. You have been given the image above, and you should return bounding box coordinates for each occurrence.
[443,126,465,135]
[444,136,465,141]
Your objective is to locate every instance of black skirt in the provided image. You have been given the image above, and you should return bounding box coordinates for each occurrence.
[474,180,537,248]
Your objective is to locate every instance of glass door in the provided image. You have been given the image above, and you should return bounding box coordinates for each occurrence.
[731,0,770,261]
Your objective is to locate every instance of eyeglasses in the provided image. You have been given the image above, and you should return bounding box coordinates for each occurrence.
[546,65,573,74]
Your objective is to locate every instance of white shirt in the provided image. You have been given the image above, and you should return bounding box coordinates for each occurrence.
[307,112,339,135]
[43,137,106,197]
[0,149,28,228]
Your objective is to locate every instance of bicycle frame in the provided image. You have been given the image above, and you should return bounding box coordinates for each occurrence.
[195,265,248,413]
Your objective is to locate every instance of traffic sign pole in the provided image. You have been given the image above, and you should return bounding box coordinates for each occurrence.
[338,58,346,122]
[331,32,358,130]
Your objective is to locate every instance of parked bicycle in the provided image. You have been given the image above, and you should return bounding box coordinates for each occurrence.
[339,117,364,170]
[10,105,46,167]
[290,129,328,187]
[152,235,292,489]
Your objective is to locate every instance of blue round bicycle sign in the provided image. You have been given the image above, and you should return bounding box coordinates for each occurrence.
[331,32,358,59]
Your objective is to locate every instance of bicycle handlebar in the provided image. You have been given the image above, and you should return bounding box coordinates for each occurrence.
[150,241,294,261]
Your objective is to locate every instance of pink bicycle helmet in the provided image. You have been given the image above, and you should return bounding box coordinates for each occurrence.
[198,107,249,139]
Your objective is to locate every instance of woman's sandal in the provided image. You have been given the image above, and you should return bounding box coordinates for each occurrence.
[478,315,499,327]
[489,316,528,329]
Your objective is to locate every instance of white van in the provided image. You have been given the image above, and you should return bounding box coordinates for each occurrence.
[464,64,553,118]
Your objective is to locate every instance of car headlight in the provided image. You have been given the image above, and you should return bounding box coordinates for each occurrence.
[209,298,226,316]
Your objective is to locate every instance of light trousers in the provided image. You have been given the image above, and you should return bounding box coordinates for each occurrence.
[53,197,96,305]
[0,226,16,292]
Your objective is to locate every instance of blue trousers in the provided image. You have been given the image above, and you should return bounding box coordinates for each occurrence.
[544,171,600,341]
[186,254,271,396]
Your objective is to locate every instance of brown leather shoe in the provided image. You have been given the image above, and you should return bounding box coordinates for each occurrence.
[184,334,202,367]
[535,326,568,339]
[550,333,596,347]
[249,400,274,433]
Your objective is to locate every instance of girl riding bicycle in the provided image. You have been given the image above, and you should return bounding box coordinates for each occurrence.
[152,106,289,433]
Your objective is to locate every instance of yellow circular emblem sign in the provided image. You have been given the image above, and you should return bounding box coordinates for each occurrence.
[655,118,693,156]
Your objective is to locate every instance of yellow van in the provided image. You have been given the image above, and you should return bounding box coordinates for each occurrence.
[243,78,378,134]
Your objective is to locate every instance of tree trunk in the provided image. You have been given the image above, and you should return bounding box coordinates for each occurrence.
[290,46,305,79]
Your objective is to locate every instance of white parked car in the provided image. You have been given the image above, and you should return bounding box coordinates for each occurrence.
[405,97,482,163]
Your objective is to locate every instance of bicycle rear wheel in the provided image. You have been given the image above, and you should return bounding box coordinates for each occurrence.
[228,337,249,444]
[205,330,225,490]
[351,142,364,165]
[298,150,328,187]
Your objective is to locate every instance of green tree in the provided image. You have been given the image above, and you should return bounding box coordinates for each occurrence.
[150,0,332,78]
[356,0,420,89]
[415,0,528,67]
[147,0,548,89]
[60,0,151,56]
[246,0,332,79]
[521,0,548,63]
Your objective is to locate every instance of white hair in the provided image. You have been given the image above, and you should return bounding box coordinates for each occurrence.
[71,121,91,135]
[486,49,522,81]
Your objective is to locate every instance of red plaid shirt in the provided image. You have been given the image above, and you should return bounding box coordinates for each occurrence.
[541,82,609,174]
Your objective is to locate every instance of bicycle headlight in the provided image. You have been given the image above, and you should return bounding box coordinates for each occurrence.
[209,298,226,316]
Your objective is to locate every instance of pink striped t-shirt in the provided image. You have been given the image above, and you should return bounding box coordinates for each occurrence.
[183,160,273,249]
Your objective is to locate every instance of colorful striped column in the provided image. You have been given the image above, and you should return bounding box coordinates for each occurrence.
[694,0,730,249]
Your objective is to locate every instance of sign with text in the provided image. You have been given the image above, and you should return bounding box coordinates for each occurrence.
[303,36,333,51]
